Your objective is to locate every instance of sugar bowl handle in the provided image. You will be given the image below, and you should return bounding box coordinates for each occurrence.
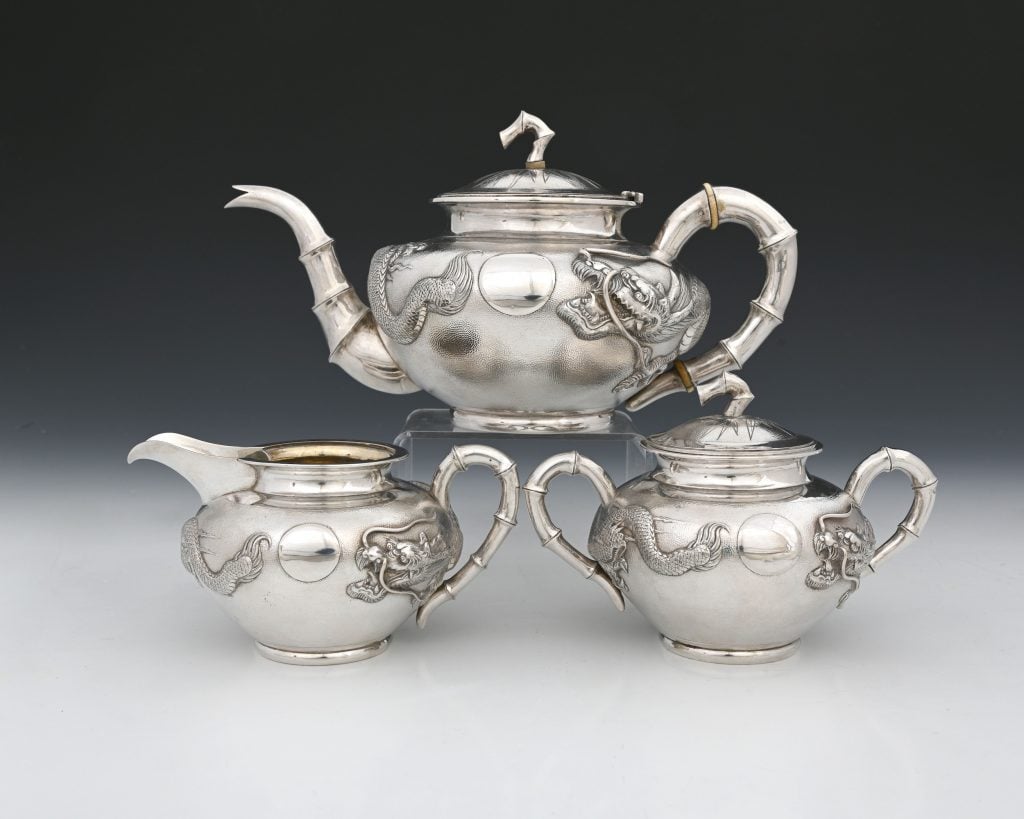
[524,452,625,611]
[627,185,798,410]
[417,445,520,627]
[845,447,938,570]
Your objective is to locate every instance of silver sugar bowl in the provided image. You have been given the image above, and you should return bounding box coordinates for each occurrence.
[525,374,936,663]
[129,434,518,664]
[227,111,798,432]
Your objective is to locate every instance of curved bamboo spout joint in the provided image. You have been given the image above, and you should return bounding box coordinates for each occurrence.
[225,186,420,395]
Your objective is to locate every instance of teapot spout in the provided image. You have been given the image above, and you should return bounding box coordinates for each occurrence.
[127,433,258,503]
[225,185,420,395]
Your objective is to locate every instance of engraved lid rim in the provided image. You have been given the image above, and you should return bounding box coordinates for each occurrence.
[435,167,641,208]
[642,412,820,458]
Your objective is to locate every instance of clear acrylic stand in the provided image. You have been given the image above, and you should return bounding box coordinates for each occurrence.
[392,408,653,486]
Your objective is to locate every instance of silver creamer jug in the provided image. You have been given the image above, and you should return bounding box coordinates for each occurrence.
[129,434,519,664]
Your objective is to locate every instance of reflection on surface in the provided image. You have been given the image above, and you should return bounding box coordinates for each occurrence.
[478,253,557,315]
[737,513,802,576]
[278,523,342,582]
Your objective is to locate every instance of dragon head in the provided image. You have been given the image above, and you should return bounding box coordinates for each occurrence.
[607,268,673,336]
[561,250,691,345]
[359,531,451,595]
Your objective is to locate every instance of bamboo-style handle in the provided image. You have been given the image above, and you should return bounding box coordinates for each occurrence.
[524,452,625,611]
[417,445,520,626]
[844,447,937,570]
[627,185,797,410]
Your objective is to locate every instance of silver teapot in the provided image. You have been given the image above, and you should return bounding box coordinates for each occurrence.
[227,111,798,431]
[128,434,518,664]
[525,375,936,663]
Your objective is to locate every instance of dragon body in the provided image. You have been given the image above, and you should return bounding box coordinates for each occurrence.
[590,504,726,589]
[180,517,267,596]
[368,243,473,344]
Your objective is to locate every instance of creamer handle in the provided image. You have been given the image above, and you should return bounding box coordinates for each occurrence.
[844,447,937,570]
[626,185,797,410]
[524,452,625,611]
[417,445,520,627]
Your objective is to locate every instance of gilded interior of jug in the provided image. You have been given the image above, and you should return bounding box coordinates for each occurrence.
[245,440,407,468]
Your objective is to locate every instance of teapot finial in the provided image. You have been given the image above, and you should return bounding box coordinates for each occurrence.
[695,373,754,417]
[499,111,555,169]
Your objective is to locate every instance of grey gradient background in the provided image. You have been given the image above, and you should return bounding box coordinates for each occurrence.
[2,3,1021,817]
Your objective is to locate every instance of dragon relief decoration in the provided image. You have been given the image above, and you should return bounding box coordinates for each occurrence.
[590,504,727,591]
[346,517,461,605]
[805,511,877,607]
[180,517,269,596]
[557,249,710,391]
[368,242,474,344]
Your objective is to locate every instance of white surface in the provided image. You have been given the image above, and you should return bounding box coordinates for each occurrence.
[1,465,1020,818]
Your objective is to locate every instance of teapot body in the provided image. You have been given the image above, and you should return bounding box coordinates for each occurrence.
[372,235,709,430]
[592,473,871,660]
[227,112,799,428]
[183,479,461,664]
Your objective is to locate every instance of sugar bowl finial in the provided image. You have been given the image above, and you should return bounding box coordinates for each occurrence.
[694,372,755,417]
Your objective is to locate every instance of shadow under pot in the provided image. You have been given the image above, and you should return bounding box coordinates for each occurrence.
[128,435,518,665]
[524,374,937,664]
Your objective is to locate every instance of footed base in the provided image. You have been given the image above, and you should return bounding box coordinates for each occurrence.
[255,638,389,666]
[452,408,614,433]
[661,636,800,665]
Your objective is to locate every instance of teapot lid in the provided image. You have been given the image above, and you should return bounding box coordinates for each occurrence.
[642,374,821,494]
[432,111,643,209]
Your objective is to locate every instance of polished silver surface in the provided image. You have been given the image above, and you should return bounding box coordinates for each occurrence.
[277,523,342,583]
[224,186,419,395]
[129,434,519,664]
[627,189,799,411]
[477,252,556,315]
[226,112,797,429]
[254,639,389,666]
[848,447,937,569]
[525,375,937,663]
[661,637,800,665]
[498,110,555,167]
[643,373,821,495]
[524,451,625,611]
[416,444,519,626]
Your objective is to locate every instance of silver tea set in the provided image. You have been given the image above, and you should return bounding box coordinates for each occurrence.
[131,112,936,665]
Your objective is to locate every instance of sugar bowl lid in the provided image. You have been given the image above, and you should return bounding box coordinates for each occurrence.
[642,374,821,494]
[432,111,643,208]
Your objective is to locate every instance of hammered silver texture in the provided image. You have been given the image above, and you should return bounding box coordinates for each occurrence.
[525,377,937,663]
[223,111,799,430]
[129,434,519,665]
